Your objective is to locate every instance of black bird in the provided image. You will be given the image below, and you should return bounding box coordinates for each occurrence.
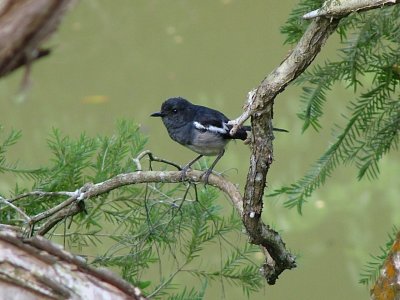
[151,97,287,183]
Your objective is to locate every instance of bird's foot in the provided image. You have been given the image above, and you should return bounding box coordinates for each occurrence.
[180,165,190,181]
[200,169,212,185]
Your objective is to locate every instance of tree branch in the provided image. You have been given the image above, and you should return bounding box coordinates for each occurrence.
[303,0,400,19]
[0,227,147,300]
[34,170,244,237]
[235,16,340,284]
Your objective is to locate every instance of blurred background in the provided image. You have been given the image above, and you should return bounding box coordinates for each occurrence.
[0,1,399,299]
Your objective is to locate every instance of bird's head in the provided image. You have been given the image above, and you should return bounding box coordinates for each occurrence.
[151,97,194,128]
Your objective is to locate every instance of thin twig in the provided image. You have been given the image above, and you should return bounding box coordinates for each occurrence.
[0,198,31,222]
[29,190,82,224]
[133,150,182,171]
[6,191,77,204]
[228,88,256,135]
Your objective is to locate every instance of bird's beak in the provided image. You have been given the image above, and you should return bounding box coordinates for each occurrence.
[150,111,163,117]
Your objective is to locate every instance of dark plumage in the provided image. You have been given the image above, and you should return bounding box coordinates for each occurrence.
[151,97,287,183]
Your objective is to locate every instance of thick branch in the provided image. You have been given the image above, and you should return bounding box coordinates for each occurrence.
[237,17,340,285]
[0,228,146,300]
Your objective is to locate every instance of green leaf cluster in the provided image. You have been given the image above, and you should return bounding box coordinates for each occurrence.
[281,0,324,44]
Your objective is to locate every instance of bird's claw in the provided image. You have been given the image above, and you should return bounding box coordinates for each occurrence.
[180,167,212,185]
[200,169,212,185]
[180,166,190,181]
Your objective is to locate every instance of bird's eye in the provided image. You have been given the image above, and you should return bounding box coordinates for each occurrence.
[172,109,178,113]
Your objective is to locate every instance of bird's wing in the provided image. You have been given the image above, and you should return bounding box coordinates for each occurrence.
[193,108,229,133]
[193,107,247,140]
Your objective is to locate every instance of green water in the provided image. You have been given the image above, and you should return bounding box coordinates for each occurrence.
[1,1,399,299]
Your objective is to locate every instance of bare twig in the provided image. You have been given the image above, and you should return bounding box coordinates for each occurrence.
[29,185,93,225]
[0,198,31,222]
[303,0,400,19]
[132,150,181,171]
[36,202,82,236]
[6,191,77,204]
[228,89,256,135]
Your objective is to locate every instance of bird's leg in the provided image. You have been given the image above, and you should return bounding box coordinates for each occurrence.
[201,149,225,184]
[181,154,203,180]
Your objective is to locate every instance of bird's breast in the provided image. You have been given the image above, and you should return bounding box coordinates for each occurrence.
[187,130,229,156]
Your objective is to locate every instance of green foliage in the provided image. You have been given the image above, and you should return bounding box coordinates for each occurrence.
[166,281,207,300]
[192,243,263,296]
[359,226,398,286]
[271,3,400,214]
[274,0,400,289]
[281,0,324,44]
[0,126,46,181]
[0,121,263,298]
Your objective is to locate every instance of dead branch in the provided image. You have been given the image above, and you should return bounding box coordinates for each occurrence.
[0,227,146,300]
[240,16,340,285]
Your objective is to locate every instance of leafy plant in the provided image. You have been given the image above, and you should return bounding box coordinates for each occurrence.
[0,120,263,298]
[271,3,400,214]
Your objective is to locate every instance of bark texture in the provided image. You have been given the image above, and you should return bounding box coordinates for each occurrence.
[0,227,146,300]
[371,231,400,300]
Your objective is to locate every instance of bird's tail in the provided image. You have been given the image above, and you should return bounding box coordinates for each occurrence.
[242,125,289,133]
[273,127,289,133]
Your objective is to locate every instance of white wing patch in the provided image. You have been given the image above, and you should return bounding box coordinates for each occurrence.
[193,121,228,135]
